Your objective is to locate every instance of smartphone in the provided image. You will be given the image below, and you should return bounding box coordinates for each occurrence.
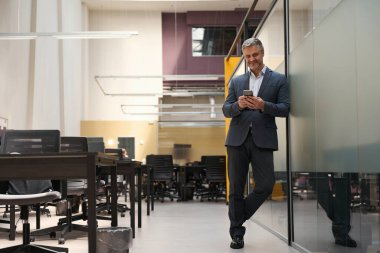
[243,90,253,96]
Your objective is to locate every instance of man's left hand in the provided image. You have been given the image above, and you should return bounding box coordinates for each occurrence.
[246,96,265,111]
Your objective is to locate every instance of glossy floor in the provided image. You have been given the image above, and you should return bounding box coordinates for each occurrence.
[0,200,300,253]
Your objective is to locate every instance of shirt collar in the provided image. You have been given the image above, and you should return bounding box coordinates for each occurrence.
[250,65,267,78]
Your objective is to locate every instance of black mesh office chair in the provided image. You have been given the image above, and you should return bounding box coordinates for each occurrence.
[200,156,226,202]
[31,136,90,244]
[146,154,177,202]
[0,129,67,252]
[97,148,129,217]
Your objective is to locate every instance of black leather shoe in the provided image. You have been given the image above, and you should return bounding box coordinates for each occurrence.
[335,234,357,248]
[230,236,244,249]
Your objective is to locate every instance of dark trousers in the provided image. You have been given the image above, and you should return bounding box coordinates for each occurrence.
[227,132,275,239]
[312,174,352,237]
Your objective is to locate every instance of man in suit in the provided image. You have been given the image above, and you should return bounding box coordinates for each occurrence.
[223,38,289,249]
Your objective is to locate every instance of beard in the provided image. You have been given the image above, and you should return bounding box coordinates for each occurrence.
[249,61,262,72]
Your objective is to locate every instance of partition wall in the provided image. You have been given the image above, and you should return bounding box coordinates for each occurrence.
[228,0,380,252]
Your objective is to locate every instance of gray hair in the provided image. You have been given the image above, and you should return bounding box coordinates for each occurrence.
[242,38,264,52]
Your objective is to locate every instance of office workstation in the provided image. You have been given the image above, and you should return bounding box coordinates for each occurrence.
[1,0,380,253]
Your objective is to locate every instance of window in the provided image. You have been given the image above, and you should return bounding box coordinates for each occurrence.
[192,27,237,56]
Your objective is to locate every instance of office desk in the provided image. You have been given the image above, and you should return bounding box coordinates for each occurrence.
[0,153,97,253]
[97,154,142,238]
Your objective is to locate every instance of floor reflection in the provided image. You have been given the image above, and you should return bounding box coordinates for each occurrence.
[293,172,380,253]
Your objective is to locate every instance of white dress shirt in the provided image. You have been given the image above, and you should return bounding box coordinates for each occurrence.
[249,65,267,96]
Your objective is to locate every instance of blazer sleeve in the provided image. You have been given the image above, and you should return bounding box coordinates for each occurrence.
[222,78,242,118]
[263,75,290,118]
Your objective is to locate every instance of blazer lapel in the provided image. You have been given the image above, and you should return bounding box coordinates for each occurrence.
[257,67,272,97]
[242,72,250,91]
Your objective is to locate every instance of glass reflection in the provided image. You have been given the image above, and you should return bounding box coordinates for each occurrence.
[290,0,380,252]
[293,172,380,252]
[252,0,288,238]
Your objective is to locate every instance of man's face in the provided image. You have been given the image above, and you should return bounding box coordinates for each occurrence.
[243,45,264,73]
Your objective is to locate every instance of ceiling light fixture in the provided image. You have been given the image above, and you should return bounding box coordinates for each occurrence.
[121,110,223,116]
[158,121,225,127]
[0,31,138,40]
[114,0,236,2]
[53,31,138,39]
[121,104,223,108]
[0,33,37,40]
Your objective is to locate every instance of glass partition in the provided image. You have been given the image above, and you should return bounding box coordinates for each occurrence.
[253,0,287,238]
[289,0,380,252]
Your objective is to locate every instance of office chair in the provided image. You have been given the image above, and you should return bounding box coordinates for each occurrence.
[97,148,129,217]
[0,182,15,240]
[146,154,178,202]
[0,191,68,253]
[88,141,129,217]
[87,139,113,211]
[0,129,60,241]
[31,136,90,244]
[200,156,226,202]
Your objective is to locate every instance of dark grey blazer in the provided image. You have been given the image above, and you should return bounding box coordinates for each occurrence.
[223,67,289,150]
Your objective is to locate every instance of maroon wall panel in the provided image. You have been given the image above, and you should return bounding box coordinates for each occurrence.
[162,11,256,76]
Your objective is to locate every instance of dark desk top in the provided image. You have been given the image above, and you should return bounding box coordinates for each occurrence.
[96,153,141,171]
[0,152,97,253]
[0,152,96,180]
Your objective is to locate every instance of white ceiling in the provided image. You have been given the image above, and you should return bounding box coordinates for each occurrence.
[82,0,272,13]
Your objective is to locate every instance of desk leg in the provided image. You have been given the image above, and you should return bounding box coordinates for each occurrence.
[138,168,142,228]
[36,205,41,229]
[129,174,135,238]
[111,167,118,227]
[179,167,185,202]
[9,205,16,240]
[87,160,97,253]
[147,168,151,216]
[151,168,154,211]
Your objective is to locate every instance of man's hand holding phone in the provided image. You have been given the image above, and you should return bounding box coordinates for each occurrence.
[243,90,253,96]
[240,90,265,111]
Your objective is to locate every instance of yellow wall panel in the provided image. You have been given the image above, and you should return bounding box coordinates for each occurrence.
[224,56,241,202]
[80,120,158,162]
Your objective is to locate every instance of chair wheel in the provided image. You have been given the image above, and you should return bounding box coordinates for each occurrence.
[49,232,56,239]
[58,238,65,244]
[30,236,35,242]
[3,213,7,218]
[200,199,204,202]
[170,199,173,201]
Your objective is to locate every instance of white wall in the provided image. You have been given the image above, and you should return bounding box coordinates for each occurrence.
[86,10,163,121]
[1,2,163,132]
[61,0,86,135]
[33,0,61,130]
[0,0,32,129]
[0,0,86,135]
